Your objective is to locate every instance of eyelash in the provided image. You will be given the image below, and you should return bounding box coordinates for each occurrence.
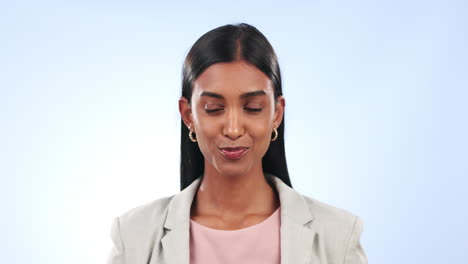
[205,108,262,114]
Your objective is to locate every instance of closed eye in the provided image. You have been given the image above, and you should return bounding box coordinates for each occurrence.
[204,108,263,114]
[245,108,262,112]
[205,109,222,113]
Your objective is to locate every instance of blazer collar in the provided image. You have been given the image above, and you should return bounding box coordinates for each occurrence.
[159,173,317,264]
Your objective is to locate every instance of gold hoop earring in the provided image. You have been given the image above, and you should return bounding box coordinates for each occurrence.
[189,129,197,142]
[271,127,278,142]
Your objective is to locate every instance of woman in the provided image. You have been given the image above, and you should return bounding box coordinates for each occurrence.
[107,23,368,264]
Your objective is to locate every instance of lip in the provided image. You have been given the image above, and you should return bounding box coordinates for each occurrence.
[218,147,249,160]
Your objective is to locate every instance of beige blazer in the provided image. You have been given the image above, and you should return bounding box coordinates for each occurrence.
[106,173,368,264]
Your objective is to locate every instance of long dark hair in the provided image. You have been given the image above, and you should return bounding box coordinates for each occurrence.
[180,23,292,190]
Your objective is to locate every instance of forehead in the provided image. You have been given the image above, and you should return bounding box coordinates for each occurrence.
[192,61,274,98]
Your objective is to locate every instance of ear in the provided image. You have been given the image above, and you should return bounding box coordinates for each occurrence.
[273,95,285,128]
[179,96,193,129]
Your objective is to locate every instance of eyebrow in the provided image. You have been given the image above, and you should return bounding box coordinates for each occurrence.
[200,90,267,99]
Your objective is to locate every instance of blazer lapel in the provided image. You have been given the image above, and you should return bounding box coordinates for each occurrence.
[268,173,317,264]
[158,173,317,264]
[159,176,202,264]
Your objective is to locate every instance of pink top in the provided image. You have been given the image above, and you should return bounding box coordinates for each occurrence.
[189,206,281,264]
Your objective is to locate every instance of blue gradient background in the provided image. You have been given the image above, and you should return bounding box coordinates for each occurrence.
[1,0,467,263]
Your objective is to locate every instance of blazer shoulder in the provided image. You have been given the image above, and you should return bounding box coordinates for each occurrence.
[303,195,367,264]
[301,194,366,263]
[108,195,176,262]
[300,194,362,247]
[302,194,358,227]
[117,195,174,234]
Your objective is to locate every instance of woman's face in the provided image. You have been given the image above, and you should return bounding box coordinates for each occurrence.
[179,60,285,178]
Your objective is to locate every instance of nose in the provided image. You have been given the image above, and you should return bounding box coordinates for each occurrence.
[223,107,244,141]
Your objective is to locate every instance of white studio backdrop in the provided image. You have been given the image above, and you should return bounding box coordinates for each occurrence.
[1,0,467,263]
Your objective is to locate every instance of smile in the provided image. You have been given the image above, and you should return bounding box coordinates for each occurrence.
[218,147,249,160]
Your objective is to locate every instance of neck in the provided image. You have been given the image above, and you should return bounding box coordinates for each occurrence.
[191,163,280,218]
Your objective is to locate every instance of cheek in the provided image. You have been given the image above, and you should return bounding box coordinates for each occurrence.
[195,116,222,143]
[249,120,272,142]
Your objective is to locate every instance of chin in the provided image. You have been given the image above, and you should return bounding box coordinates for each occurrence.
[215,168,241,177]
[216,164,253,178]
